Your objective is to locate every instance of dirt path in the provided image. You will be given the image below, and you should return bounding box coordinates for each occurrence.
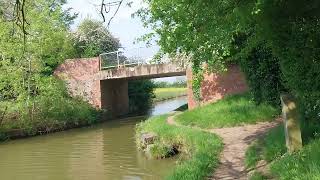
[167,113,281,180]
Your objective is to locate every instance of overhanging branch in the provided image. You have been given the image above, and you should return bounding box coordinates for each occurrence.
[100,0,124,27]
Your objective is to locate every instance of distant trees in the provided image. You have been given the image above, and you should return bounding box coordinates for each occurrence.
[153,81,187,88]
[72,19,120,58]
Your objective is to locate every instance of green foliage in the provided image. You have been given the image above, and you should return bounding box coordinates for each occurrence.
[139,0,320,141]
[249,171,267,180]
[239,43,285,107]
[261,126,286,162]
[128,80,155,114]
[270,138,320,180]
[136,115,223,180]
[175,93,279,128]
[245,141,260,169]
[0,0,99,140]
[244,126,286,171]
[245,123,320,179]
[72,19,120,58]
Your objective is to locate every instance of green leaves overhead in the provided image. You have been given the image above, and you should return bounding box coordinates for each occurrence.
[139,0,320,127]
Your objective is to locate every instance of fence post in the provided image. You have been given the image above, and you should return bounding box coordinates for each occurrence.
[117,51,120,68]
[280,94,303,153]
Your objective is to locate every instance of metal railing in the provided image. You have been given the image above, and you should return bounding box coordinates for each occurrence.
[99,47,190,71]
[99,48,148,70]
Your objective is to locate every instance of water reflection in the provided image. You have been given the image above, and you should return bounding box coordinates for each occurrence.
[149,96,187,116]
[0,97,187,180]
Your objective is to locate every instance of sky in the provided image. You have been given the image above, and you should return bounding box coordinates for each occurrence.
[64,0,158,58]
[64,0,186,82]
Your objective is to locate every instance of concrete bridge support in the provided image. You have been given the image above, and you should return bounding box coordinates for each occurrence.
[100,79,129,117]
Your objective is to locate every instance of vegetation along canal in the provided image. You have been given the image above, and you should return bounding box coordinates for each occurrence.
[0,97,187,180]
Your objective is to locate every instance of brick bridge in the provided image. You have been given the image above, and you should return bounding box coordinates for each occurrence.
[55,57,248,117]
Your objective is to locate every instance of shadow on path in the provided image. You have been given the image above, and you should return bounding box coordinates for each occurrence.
[167,113,281,180]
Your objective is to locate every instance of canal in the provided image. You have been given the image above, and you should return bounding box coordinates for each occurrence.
[0,97,187,180]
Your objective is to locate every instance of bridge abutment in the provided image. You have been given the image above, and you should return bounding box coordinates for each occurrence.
[54,58,248,118]
[100,79,129,117]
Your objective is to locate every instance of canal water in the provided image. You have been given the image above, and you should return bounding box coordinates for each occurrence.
[0,97,187,180]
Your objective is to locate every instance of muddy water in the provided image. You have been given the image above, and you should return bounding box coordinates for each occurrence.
[0,97,187,180]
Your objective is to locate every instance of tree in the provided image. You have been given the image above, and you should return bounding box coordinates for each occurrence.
[0,0,99,135]
[138,0,320,138]
[9,0,126,37]
[0,0,76,100]
[73,18,120,58]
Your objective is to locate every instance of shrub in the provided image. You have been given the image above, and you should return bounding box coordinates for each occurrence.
[128,80,155,114]
[240,43,285,107]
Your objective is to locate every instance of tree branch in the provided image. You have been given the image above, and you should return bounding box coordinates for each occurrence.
[100,0,124,27]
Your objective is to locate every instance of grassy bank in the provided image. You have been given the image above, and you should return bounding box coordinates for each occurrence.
[175,93,279,128]
[136,115,223,180]
[0,97,101,141]
[245,125,320,180]
[270,138,320,179]
[154,88,187,102]
[136,93,280,179]
[244,126,286,170]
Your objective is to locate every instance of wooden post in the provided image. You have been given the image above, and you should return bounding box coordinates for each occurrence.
[280,94,303,153]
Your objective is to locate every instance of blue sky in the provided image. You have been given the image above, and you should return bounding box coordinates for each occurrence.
[64,0,186,82]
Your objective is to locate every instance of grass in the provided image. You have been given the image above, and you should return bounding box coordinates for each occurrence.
[154,88,187,102]
[244,126,286,170]
[270,138,320,179]
[249,171,267,180]
[0,97,100,141]
[245,120,320,179]
[175,93,279,128]
[136,115,223,180]
[245,141,260,169]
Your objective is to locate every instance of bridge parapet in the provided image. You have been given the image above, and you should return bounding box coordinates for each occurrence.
[99,63,186,80]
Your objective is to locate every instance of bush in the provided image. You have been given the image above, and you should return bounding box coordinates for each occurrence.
[240,43,285,107]
[276,19,320,141]
[0,77,100,139]
[128,80,155,114]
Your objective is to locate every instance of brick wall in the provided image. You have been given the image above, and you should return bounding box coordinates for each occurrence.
[54,57,102,108]
[187,64,248,109]
[55,58,248,112]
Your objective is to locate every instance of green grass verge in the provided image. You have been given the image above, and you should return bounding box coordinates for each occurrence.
[249,171,267,180]
[245,123,320,179]
[270,138,320,179]
[244,126,286,170]
[0,97,100,141]
[154,88,187,102]
[245,141,260,169]
[136,115,223,180]
[175,93,279,128]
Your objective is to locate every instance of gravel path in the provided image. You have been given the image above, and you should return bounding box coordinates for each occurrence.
[167,113,281,180]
